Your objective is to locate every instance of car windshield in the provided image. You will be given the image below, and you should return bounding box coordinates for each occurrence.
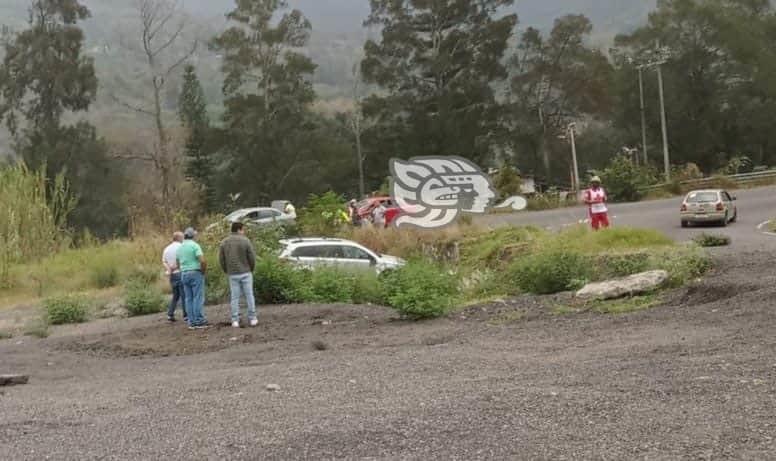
[225,210,247,220]
[686,192,719,203]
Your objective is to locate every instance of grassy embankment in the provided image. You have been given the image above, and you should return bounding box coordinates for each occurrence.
[0,223,711,338]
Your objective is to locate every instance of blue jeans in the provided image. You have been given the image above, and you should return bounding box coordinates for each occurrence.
[182,271,206,326]
[167,273,186,319]
[229,273,257,323]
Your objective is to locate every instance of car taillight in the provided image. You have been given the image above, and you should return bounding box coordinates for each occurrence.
[680,204,687,212]
[716,202,724,211]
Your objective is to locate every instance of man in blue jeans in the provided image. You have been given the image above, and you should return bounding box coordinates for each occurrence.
[162,231,186,322]
[218,222,258,328]
[177,227,209,329]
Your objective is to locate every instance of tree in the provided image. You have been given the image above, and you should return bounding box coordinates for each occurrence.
[361,0,517,170]
[178,64,215,212]
[508,15,613,180]
[344,60,371,199]
[210,0,321,205]
[113,0,197,222]
[0,0,126,237]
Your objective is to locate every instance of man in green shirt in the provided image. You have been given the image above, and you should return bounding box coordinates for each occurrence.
[177,227,209,329]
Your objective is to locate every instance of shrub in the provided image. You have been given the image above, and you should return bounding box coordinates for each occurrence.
[593,252,651,279]
[298,191,348,236]
[44,295,89,325]
[126,265,160,285]
[693,233,731,247]
[600,155,658,202]
[493,166,522,201]
[125,282,165,317]
[305,269,356,304]
[380,261,458,319]
[205,270,229,305]
[352,272,384,305]
[508,249,590,295]
[253,257,310,304]
[90,262,119,289]
[650,248,712,287]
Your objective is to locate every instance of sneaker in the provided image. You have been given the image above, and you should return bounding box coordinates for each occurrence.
[167,316,176,323]
[231,321,240,328]
[250,318,259,327]
[194,323,210,330]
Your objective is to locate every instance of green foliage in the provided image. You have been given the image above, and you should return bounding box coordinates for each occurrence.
[593,252,651,279]
[298,191,348,236]
[124,282,165,317]
[362,0,516,168]
[0,164,74,288]
[650,247,712,288]
[600,155,657,202]
[44,294,89,325]
[126,266,159,286]
[179,64,216,213]
[380,261,459,319]
[507,249,590,295]
[24,318,50,338]
[591,295,660,315]
[493,166,522,200]
[253,258,309,305]
[90,262,119,289]
[693,233,732,247]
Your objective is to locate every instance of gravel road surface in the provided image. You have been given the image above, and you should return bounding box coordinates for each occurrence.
[2,248,776,459]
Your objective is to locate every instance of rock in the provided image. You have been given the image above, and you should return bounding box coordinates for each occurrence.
[576,270,669,300]
[0,374,29,386]
[266,384,281,392]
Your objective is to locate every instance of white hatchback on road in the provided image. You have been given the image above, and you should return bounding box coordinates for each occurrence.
[680,189,738,227]
[279,238,406,274]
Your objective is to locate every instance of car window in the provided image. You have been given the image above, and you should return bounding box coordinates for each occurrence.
[245,211,259,220]
[686,192,719,203]
[291,246,326,258]
[342,245,372,260]
[256,210,278,219]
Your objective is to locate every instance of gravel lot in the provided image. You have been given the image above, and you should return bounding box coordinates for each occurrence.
[2,250,776,460]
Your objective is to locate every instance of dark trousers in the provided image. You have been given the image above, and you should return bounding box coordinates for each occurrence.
[167,273,186,319]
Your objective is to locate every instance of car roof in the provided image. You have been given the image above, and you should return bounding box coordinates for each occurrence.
[686,189,725,194]
[279,237,353,245]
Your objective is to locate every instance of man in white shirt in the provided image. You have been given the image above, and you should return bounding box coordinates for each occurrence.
[372,201,387,228]
[162,232,186,322]
[583,176,610,231]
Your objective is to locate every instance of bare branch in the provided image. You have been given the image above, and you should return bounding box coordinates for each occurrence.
[108,93,154,116]
[164,40,198,77]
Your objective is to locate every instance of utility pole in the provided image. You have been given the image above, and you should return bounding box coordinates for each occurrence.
[568,123,580,192]
[638,68,648,165]
[656,56,671,181]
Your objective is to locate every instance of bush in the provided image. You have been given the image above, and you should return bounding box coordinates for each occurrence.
[126,266,160,285]
[90,262,119,289]
[508,249,590,295]
[380,261,458,319]
[306,269,357,304]
[650,248,712,287]
[44,295,89,325]
[253,257,310,304]
[493,166,522,201]
[600,155,658,202]
[125,282,165,317]
[205,270,229,305]
[593,252,651,279]
[693,233,731,247]
[298,191,348,236]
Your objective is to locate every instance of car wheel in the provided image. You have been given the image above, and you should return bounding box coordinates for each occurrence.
[730,211,738,223]
[720,212,729,227]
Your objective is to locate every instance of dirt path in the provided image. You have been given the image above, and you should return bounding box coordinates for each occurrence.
[1,251,776,460]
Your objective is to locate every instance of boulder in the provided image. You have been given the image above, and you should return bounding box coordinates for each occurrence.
[576,270,669,301]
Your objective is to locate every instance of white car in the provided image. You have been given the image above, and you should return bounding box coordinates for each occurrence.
[279,238,406,274]
[224,207,296,227]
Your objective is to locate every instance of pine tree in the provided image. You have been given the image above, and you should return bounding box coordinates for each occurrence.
[178,64,215,212]
[361,0,517,169]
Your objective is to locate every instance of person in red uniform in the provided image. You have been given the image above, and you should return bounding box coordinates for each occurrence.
[584,176,610,230]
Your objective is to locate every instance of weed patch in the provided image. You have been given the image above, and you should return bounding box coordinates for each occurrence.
[381,261,459,319]
[693,233,732,247]
[125,283,165,317]
[44,295,89,325]
[591,295,661,314]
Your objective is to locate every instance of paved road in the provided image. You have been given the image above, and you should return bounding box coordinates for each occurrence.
[481,185,776,250]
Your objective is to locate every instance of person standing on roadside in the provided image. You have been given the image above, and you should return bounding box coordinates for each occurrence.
[349,199,361,227]
[219,222,258,328]
[584,176,610,231]
[177,227,209,329]
[162,231,187,323]
[372,201,387,228]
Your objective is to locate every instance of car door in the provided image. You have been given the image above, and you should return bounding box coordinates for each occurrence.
[255,209,280,225]
[290,245,327,270]
[335,244,376,272]
[722,191,736,218]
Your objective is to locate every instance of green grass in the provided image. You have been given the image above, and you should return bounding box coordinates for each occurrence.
[693,233,732,247]
[591,295,661,314]
[0,330,12,340]
[488,310,525,325]
[23,318,50,338]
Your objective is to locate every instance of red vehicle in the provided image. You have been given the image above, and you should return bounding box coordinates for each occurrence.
[355,196,401,227]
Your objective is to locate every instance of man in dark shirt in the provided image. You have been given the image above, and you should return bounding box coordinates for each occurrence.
[219,222,258,328]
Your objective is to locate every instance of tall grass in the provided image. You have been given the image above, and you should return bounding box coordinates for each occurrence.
[0,165,75,288]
